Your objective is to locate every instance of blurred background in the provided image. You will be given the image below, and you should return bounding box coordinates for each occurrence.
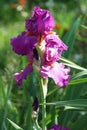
[0,0,87,130]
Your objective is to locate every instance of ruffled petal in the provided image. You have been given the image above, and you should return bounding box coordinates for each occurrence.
[26,6,55,35]
[45,34,67,51]
[43,34,67,65]
[14,64,33,86]
[40,62,70,88]
[10,31,37,55]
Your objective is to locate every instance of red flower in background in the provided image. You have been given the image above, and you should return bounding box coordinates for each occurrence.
[18,0,27,6]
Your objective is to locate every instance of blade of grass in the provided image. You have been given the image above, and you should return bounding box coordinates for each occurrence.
[63,17,81,58]
[7,118,23,130]
[45,99,87,109]
[81,25,87,29]
[60,57,87,71]
[72,70,87,79]
[1,76,13,130]
[69,77,87,85]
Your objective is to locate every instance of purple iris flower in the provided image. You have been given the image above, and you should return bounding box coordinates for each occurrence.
[40,62,70,88]
[10,31,37,55]
[26,6,55,35]
[43,34,67,65]
[10,6,70,87]
[51,124,70,130]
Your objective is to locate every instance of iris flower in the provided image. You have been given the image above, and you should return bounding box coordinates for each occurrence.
[10,6,70,87]
[51,124,70,130]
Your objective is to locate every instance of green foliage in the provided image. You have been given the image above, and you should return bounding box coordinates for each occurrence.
[46,99,87,110]
[7,118,23,130]
[63,17,81,58]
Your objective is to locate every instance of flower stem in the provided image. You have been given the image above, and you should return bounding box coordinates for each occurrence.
[33,119,42,130]
[42,97,46,130]
[40,78,48,130]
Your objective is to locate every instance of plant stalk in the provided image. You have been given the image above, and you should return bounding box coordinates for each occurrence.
[40,78,48,130]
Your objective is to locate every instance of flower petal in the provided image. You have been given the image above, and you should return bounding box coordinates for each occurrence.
[43,34,67,65]
[14,64,33,86]
[10,31,37,55]
[51,124,70,130]
[26,6,55,35]
[40,62,70,88]
[45,34,67,51]
[32,97,39,112]
[51,124,62,130]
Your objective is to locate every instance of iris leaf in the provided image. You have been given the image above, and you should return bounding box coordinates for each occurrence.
[7,118,23,130]
[81,25,87,29]
[72,71,87,79]
[62,17,81,58]
[45,99,87,110]
[69,77,87,85]
[60,57,87,71]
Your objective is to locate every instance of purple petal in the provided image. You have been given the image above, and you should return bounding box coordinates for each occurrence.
[27,51,34,62]
[26,6,55,35]
[51,124,62,130]
[10,31,37,55]
[40,62,70,88]
[51,124,70,130]
[45,34,67,51]
[32,97,39,112]
[14,64,33,86]
[64,127,70,130]
[43,34,67,65]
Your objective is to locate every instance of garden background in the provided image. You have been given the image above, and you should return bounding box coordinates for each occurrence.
[0,0,87,130]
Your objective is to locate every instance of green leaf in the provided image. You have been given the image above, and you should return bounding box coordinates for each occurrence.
[46,99,87,110]
[47,87,58,97]
[71,114,87,130]
[81,25,87,29]
[72,70,87,79]
[69,78,87,85]
[60,57,87,71]
[63,17,81,58]
[7,118,23,130]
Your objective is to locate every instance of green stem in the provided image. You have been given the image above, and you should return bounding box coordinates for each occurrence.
[33,119,42,130]
[42,97,46,130]
[40,78,48,130]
